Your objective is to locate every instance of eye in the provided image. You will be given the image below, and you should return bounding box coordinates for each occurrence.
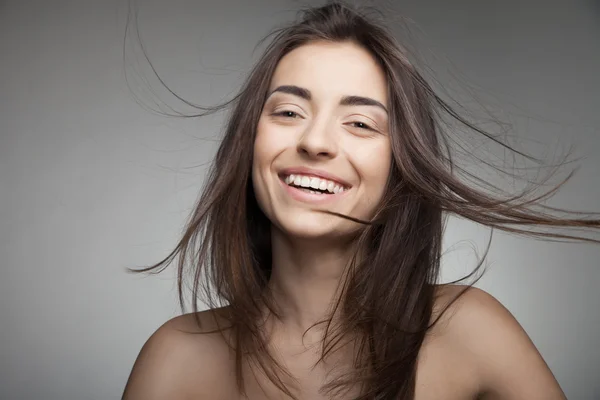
[350,121,374,131]
[273,110,301,119]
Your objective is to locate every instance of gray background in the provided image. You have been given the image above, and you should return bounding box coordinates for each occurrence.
[1,0,599,399]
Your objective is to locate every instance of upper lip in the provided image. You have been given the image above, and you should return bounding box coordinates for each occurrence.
[279,166,352,188]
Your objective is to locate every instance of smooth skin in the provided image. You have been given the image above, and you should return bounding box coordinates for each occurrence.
[123,41,566,400]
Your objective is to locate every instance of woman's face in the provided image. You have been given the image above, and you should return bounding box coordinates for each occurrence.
[252,41,392,240]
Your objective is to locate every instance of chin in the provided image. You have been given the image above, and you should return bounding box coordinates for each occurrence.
[273,213,358,242]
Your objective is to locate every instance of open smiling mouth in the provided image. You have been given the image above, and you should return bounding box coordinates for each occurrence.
[280,174,350,195]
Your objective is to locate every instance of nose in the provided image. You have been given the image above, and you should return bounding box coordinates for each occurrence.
[296,119,338,159]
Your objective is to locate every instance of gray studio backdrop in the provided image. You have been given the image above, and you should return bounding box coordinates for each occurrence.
[1,0,599,399]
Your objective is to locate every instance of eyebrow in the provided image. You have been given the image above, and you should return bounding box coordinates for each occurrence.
[267,85,388,114]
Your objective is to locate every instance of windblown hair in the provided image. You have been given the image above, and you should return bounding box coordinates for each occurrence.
[129,2,600,399]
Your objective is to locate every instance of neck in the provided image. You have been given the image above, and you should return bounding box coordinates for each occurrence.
[265,227,357,344]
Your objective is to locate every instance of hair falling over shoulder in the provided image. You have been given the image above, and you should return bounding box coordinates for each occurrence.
[126,2,600,399]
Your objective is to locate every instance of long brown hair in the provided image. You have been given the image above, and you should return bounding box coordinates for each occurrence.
[128,2,600,399]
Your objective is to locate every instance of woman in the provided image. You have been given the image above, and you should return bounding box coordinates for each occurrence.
[122,3,598,399]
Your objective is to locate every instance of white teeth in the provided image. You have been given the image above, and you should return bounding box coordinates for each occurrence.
[301,176,311,188]
[309,177,320,189]
[283,173,348,194]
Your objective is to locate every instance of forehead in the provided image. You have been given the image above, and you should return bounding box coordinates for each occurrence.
[270,41,388,106]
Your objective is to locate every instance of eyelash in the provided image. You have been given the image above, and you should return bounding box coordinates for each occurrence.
[272,110,375,131]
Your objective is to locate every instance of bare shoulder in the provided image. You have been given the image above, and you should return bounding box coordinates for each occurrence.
[122,307,238,400]
[428,285,566,399]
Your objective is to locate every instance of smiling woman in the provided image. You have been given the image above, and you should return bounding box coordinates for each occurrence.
[253,41,391,242]
[122,2,600,400]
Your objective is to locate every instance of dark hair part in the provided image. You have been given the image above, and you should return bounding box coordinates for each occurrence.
[129,2,600,399]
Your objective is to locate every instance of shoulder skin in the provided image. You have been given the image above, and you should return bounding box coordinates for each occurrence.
[429,285,567,400]
[122,308,237,400]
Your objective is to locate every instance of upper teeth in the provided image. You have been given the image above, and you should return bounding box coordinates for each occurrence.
[283,174,347,194]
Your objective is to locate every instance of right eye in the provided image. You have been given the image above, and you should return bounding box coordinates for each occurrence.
[273,110,300,118]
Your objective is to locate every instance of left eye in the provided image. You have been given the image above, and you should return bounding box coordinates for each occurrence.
[350,121,373,130]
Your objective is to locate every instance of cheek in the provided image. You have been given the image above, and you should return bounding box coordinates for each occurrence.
[253,119,286,165]
[251,126,269,210]
[355,140,392,204]
[251,120,284,216]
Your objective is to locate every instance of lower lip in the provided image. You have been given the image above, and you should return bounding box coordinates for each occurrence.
[279,177,349,204]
